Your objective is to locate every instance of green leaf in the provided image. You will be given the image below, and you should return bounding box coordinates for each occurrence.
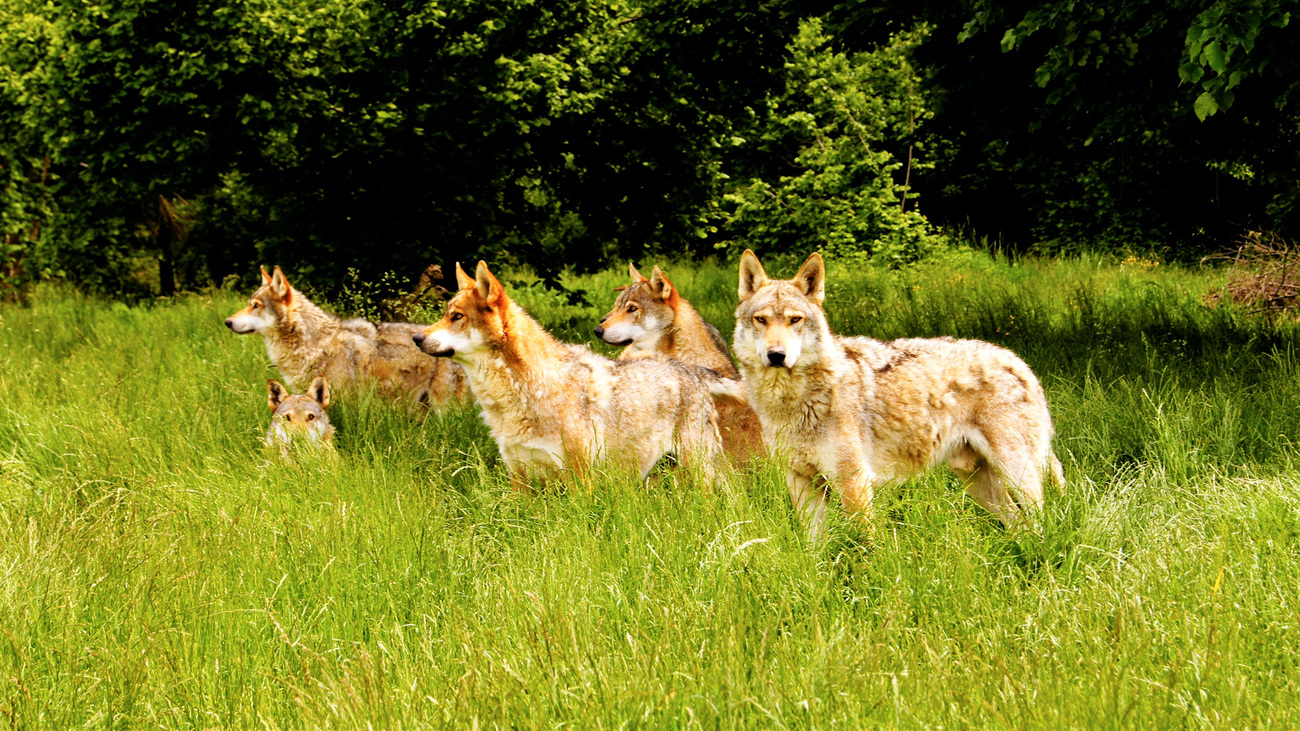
[1205,41,1227,73]
[1193,91,1218,120]
[1000,28,1016,52]
[1178,62,1203,83]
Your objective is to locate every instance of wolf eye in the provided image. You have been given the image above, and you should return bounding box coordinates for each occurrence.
[281,413,291,421]
[627,305,638,313]
[450,312,464,322]
[789,316,803,325]
[754,316,767,325]
[250,301,261,309]
[307,413,316,421]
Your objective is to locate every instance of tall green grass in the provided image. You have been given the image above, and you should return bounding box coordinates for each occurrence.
[1,252,1298,727]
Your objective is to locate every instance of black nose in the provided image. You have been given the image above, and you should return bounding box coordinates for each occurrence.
[412,333,426,347]
[594,326,605,338]
[224,318,234,329]
[766,350,785,367]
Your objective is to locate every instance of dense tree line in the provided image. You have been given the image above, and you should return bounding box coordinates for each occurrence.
[0,0,1294,296]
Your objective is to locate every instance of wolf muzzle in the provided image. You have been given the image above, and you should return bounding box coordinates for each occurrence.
[594,325,633,347]
[413,332,454,358]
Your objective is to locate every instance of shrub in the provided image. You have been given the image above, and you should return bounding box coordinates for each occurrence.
[720,20,943,265]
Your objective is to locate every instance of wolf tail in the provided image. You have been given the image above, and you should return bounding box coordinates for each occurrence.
[1047,451,1066,493]
[691,366,748,402]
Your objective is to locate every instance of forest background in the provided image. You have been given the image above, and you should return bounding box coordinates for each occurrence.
[0,0,1296,298]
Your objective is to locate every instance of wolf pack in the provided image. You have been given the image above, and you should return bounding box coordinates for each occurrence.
[226,251,1063,537]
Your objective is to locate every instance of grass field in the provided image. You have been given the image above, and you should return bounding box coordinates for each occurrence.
[2,251,1299,728]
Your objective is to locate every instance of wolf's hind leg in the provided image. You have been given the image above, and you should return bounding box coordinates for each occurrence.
[674,409,725,487]
[955,449,1044,528]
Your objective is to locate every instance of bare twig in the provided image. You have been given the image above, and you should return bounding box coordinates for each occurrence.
[1205,231,1300,318]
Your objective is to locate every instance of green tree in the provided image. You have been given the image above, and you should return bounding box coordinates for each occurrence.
[950,0,1299,252]
[721,19,939,264]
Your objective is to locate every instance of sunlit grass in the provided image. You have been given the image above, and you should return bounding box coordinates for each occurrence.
[1,252,1297,727]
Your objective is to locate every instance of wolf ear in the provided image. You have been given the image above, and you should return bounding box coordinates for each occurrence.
[474,261,506,307]
[792,252,825,305]
[307,376,330,409]
[454,262,474,291]
[260,266,272,286]
[629,262,649,283]
[267,379,288,410]
[270,266,292,303]
[738,250,769,303]
[649,266,676,303]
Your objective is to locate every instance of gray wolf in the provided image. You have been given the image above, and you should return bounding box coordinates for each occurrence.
[733,250,1064,536]
[597,263,764,461]
[413,261,730,491]
[225,266,466,406]
[265,376,336,453]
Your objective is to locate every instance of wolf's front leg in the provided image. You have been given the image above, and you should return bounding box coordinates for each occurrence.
[788,468,829,541]
[833,456,876,522]
[505,461,540,495]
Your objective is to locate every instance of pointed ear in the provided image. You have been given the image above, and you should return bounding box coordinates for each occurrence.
[792,252,825,305]
[267,379,288,410]
[270,266,292,303]
[649,266,676,303]
[738,250,769,303]
[308,376,330,409]
[474,261,506,306]
[454,262,474,291]
[629,262,648,283]
[260,266,272,286]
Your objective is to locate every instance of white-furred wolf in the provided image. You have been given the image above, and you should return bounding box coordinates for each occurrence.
[733,250,1063,536]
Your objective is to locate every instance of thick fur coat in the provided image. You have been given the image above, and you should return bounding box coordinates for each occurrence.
[597,263,764,461]
[733,250,1063,534]
[415,261,728,490]
[226,266,466,405]
[265,376,336,454]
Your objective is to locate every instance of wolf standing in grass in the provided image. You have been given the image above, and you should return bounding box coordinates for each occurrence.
[414,261,729,491]
[597,263,764,461]
[225,266,466,406]
[734,250,1064,536]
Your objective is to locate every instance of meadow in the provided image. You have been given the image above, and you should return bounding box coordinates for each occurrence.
[2,250,1299,728]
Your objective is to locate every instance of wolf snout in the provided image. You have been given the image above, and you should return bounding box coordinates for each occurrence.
[765,350,787,367]
[224,318,234,330]
[594,326,605,338]
[412,332,426,347]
